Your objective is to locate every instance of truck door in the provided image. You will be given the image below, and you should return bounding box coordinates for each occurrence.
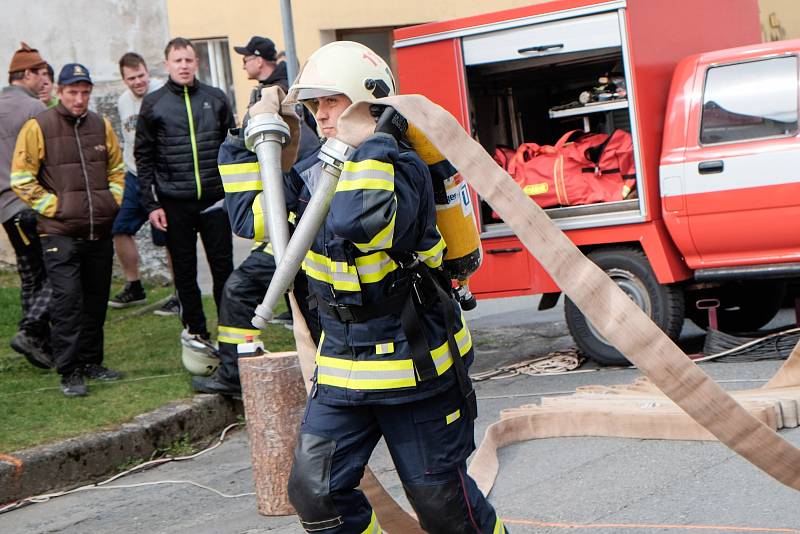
[682,54,800,267]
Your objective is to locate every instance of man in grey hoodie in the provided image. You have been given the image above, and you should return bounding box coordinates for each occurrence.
[0,43,52,368]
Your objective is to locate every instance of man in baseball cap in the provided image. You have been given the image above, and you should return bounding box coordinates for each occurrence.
[234,36,280,84]
[58,63,93,86]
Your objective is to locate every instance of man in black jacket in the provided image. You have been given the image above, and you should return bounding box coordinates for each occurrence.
[135,37,235,350]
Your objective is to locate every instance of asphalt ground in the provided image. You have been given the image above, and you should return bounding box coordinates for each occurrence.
[4,299,800,533]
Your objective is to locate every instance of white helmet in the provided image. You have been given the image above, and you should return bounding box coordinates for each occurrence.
[180,330,220,376]
[288,41,396,108]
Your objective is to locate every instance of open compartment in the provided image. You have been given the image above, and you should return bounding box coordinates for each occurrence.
[464,36,642,236]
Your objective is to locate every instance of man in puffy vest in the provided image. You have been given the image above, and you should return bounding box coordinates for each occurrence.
[135,37,235,353]
[11,63,125,397]
[222,41,507,533]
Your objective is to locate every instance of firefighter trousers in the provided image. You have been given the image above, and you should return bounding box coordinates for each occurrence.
[288,384,508,534]
[216,245,320,387]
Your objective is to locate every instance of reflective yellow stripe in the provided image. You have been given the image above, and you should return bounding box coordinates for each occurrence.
[354,252,397,283]
[360,511,382,534]
[304,250,361,292]
[10,171,36,186]
[109,162,125,173]
[353,209,395,252]
[493,516,505,534]
[338,159,394,192]
[252,193,265,242]
[218,325,261,344]
[315,321,472,391]
[375,342,394,355]
[32,193,57,216]
[109,182,123,195]
[416,235,446,268]
[446,409,461,425]
[221,162,262,192]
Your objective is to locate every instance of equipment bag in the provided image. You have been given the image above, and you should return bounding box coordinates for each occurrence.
[504,129,636,208]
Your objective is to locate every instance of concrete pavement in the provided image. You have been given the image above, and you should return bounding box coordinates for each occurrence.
[4,300,800,533]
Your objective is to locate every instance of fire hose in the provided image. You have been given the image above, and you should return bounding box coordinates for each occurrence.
[246,91,800,529]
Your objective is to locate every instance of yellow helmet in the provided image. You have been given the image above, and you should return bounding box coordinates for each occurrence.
[288,41,396,107]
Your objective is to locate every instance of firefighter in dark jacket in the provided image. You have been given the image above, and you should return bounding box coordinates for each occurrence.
[135,37,235,353]
[222,41,507,534]
[11,63,125,397]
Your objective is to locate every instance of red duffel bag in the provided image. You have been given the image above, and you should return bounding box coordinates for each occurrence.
[504,129,636,208]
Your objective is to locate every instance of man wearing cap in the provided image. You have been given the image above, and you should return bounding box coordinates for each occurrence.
[0,42,53,369]
[11,63,126,397]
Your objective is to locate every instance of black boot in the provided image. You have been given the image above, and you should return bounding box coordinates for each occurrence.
[192,372,241,397]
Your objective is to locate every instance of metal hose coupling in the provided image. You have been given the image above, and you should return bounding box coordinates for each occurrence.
[251,137,354,330]
[244,113,292,150]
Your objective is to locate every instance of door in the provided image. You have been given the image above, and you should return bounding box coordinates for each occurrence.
[681,54,800,267]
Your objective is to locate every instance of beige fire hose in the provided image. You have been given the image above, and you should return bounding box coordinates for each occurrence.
[333,95,800,493]
[245,92,800,531]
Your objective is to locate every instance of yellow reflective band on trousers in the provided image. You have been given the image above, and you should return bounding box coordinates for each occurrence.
[218,325,261,344]
[416,235,446,268]
[353,208,396,252]
[360,510,382,534]
[493,516,506,534]
[220,162,262,192]
[337,159,395,192]
[315,322,472,391]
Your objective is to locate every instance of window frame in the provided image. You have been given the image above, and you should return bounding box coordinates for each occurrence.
[192,36,237,117]
[698,53,800,147]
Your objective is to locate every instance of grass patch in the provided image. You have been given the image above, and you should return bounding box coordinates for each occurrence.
[0,270,294,453]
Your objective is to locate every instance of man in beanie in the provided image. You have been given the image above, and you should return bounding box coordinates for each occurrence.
[11,63,125,397]
[0,42,52,369]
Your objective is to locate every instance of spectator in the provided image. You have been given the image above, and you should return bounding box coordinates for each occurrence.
[38,63,58,108]
[135,37,234,351]
[1,42,52,369]
[11,63,125,396]
[109,52,179,315]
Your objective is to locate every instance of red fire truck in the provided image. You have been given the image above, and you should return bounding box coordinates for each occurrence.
[394,0,800,364]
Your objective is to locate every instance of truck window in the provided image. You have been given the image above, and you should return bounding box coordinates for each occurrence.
[700,56,798,145]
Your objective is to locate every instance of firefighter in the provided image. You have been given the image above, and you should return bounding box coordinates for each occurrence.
[280,41,505,534]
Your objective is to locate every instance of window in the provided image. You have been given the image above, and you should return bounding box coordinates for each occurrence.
[700,56,798,145]
[193,37,237,117]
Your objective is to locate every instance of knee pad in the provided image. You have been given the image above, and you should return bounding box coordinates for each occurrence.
[404,480,472,534]
[287,433,344,532]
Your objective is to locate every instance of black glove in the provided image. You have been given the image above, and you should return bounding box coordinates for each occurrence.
[370,105,408,144]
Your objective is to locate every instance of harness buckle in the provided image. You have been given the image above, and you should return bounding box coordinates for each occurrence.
[332,303,357,323]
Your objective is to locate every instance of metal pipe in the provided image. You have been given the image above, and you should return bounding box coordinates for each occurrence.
[244,113,292,262]
[279,0,300,84]
[252,137,353,329]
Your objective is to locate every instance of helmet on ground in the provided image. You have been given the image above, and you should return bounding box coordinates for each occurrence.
[287,41,396,109]
[180,330,220,376]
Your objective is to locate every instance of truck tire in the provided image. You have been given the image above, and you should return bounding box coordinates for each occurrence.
[564,247,685,366]
[686,281,786,333]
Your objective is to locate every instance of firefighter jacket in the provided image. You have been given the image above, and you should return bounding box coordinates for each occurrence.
[11,104,124,239]
[135,78,235,213]
[219,131,474,406]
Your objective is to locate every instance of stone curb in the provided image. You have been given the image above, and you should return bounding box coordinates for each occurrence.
[0,394,242,505]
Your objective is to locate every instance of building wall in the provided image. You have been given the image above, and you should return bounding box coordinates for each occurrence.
[166,0,550,122]
[760,0,800,41]
[0,0,170,271]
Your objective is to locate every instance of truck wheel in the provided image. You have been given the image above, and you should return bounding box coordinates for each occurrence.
[686,282,786,333]
[564,248,685,366]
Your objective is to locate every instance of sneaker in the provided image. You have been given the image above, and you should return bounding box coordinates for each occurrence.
[61,371,88,397]
[191,373,241,397]
[108,283,147,309]
[154,295,180,316]
[270,310,293,326]
[10,331,54,369]
[82,364,124,381]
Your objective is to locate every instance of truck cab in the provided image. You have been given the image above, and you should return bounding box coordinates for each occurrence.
[395,0,800,364]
